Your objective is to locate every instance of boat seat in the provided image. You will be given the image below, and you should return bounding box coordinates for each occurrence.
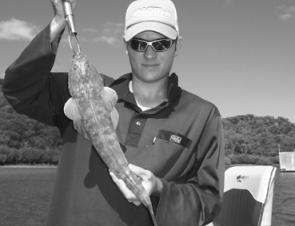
[207,165,277,226]
[214,165,276,226]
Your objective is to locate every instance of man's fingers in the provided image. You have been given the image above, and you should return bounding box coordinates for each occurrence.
[50,0,64,16]
[50,0,63,6]
[129,164,150,178]
[109,172,137,201]
[129,164,142,172]
[65,0,76,9]
[109,171,121,184]
[50,0,76,16]
[132,201,141,206]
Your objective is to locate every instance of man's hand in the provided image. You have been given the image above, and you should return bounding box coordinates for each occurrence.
[109,164,163,206]
[49,0,76,42]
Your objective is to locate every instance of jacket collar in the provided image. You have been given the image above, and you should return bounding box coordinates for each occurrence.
[110,73,182,114]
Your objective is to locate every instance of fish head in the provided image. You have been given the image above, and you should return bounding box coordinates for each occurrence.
[68,52,104,99]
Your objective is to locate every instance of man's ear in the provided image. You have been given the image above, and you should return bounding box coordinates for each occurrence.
[123,38,128,55]
[175,36,182,56]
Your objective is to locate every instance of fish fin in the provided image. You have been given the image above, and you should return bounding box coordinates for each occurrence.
[111,108,119,129]
[64,97,81,121]
[73,120,90,140]
[101,87,118,110]
[64,97,90,139]
[101,87,119,128]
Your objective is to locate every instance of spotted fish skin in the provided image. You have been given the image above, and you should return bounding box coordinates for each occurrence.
[67,52,158,226]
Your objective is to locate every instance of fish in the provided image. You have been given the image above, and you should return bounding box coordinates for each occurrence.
[63,48,158,226]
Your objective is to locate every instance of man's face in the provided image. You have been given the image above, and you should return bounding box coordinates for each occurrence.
[126,31,177,83]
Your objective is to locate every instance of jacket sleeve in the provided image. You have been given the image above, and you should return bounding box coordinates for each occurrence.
[2,24,70,129]
[156,107,224,226]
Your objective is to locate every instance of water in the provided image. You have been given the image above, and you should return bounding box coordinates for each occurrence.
[272,172,295,226]
[0,167,294,225]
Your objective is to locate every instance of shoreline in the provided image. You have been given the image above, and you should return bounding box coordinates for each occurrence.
[0,164,57,168]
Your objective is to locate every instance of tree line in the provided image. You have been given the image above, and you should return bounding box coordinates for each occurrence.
[223,114,295,165]
[1,81,295,165]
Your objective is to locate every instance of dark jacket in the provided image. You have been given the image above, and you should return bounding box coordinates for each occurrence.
[3,25,224,226]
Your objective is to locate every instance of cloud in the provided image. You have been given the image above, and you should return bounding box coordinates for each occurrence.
[0,18,38,41]
[224,0,233,5]
[92,22,124,47]
[219,0,234,8]
[93,36,122,46]
[65,22,123,47]
[277,5,295,21]
[82,27,99,33]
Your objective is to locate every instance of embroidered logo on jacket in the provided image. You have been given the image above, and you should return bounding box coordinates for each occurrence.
[169,134,182,144]
[156,130,192,148]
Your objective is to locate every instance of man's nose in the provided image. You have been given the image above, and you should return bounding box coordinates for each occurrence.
[144,45,157,59]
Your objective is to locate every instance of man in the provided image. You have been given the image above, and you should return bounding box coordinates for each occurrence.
[3,0,224,225]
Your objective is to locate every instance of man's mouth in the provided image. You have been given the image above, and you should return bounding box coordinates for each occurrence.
[142,64,159,67]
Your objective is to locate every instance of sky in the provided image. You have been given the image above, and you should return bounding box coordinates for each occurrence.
[0,0,294,123]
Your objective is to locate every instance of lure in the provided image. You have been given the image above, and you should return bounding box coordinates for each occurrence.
[63,34,158,226]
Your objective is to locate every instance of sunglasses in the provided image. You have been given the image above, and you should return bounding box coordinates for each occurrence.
[128,38,175,52]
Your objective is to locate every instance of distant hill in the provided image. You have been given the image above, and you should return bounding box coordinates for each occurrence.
[0,83,62,164]
[0,83,294,165]
[223,114,295,165]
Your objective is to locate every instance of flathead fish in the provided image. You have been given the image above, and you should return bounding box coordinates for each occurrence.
[64,50,158,226]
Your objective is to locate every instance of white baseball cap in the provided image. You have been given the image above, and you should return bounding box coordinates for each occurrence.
[124,0,179,41]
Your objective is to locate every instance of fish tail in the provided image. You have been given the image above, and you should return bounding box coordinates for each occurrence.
[139,193,158,226]
[146,201,158,226]
[121,169,158,226]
